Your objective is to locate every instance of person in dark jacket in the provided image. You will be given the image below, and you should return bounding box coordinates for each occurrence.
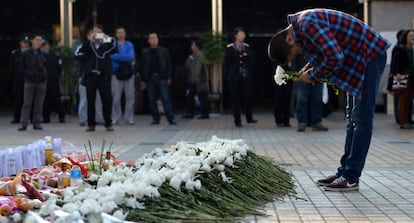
[74,24,117,132]
[10,34,31,124]
[183,40,210,119]
[139,32,176,125]
[18,34,48,131]
[41,39,66,123]
[390,29,414,129]
[224,27,257,127]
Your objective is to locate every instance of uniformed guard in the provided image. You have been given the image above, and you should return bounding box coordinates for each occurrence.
[9,34,31,124]
[41,39,66,123]
[224,27,257,127]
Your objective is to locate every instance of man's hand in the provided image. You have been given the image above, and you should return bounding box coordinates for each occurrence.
[297,66,316,85]
[139,81,147,90]
[168,79,172,86]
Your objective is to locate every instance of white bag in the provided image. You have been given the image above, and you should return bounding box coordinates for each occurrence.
[24,144,37,169]
[14,146,24,174]
[6,148,17,176]
[0,150,7,177]
[322,82,329,104]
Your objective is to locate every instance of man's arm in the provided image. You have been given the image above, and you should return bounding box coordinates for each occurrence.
[110,42,134,62]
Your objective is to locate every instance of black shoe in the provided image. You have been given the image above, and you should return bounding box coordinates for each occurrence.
[151,121,160,125]
[106,126,114,131]
[182,114,194,119]
[33,124,43,130]
[86,126,95,132]
[283,123,291,127]
[169,120,177,125]
[247,119,257,123]
[79,122,86,126]
[400,123,414,129]
[59,118,66,123]
[197,115,210,120]
[42,119,50,123]
[235,123,243,127]
[10,120,19,124]
[276,123,283,127]
[18,125,27,131]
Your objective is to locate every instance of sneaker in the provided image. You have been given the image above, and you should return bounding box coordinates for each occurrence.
[312,124,329,131]
[323,176,359,192]
[316,175,340,186]
[297,124,306,132]
[400,123,413,129]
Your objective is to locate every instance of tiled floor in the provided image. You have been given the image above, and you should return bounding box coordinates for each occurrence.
[1,110,413,222]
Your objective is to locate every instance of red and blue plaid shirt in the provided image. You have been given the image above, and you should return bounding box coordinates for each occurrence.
[288,9,391,96]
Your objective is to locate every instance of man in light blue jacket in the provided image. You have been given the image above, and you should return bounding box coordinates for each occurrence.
[110,26,135,125]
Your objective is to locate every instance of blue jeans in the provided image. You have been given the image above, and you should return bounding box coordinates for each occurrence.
[296,82,323,126]
[337,52,387,183]
[147,76,175,122]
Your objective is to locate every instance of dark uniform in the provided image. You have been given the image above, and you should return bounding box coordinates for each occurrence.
[10,48,28,123]
[42,50,66,123]
[224,42,256,127]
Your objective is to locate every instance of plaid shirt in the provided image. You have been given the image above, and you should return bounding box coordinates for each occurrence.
[288,9,391,96]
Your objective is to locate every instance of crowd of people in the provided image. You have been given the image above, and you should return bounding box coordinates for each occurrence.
[8,21,412,133]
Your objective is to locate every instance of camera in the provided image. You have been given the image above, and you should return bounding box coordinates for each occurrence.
[95,33,105,40]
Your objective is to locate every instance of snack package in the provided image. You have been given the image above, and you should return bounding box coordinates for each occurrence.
[0,175,21,196]
[20,175,45,202]
[0,197,18,216]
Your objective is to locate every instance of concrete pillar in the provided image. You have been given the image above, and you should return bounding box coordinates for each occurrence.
[60,0,73,47]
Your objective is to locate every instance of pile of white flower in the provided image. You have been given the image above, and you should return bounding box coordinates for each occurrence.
[39,136,249,222]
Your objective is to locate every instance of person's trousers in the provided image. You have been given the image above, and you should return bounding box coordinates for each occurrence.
[296,82,323,126]
[337,52,387,183]
[393,93,400,124]
[147,76,175,122]
[86,74,112,127]
[43,82,65,121]
[229,79,254,124]
[20,82,47,126]
[398,79,414,125]
[111,75,135,124]
[78,78,103,123]
[12,85,24,122]
[198,92,209,117]
[273,80,293,125]
[185,85,198,115]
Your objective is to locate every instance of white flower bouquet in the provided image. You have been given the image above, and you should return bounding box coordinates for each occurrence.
[35,136,296,223]
[274,65,303,85]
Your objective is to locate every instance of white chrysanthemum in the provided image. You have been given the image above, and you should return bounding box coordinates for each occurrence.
[11,213,22,223]
[112,209,128,220]
[274,65,289,85]
[102,201,118,213]
[62,203,79,213]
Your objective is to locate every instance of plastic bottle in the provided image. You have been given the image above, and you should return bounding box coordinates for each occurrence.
[70,165,83,188]
[58,164,71,188]
[103,151,114,171]
[44,136,54,166]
